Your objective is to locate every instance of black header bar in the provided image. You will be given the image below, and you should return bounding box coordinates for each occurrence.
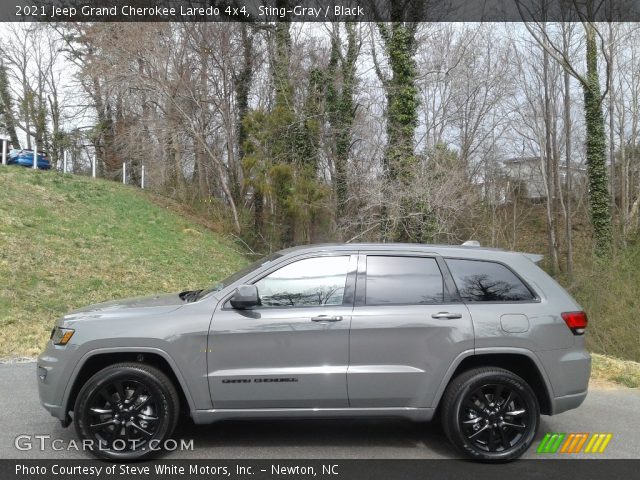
[2,0,640,22]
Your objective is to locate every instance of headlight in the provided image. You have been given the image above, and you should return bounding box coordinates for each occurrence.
[50,327,75,345]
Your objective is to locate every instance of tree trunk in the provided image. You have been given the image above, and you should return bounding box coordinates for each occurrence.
[377,21,420,241]
[608,23,616,215]
[562,43,574,274]
[583,22,613,256]
[0,63,21,147]
[542,25,559,273]
[328,23,359,226]
[236,24,253,166]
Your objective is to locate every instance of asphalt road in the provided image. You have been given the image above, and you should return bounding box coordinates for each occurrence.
[1,362,638,459]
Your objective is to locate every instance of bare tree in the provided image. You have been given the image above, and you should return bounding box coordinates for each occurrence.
[518,1,614,256]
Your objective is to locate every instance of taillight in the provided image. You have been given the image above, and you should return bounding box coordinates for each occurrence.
[561,311,588,335]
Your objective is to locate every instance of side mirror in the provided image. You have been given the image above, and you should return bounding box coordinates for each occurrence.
[230,284,260,309]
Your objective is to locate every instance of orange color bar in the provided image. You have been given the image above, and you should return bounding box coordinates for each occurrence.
[560,434,575,453]
[572,433,589,453]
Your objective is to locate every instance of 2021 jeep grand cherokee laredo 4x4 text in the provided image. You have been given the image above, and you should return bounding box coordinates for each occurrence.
[38,243,590,461]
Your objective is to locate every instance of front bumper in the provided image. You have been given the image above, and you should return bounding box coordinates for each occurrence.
[37,341,77,423]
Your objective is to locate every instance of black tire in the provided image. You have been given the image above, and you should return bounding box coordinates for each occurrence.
[74,362,180,461]
[441,367,539,462]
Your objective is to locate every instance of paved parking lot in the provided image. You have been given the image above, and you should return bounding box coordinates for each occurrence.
[1,362,638,459]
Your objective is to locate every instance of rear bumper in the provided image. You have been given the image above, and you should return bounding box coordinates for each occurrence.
[552,390,588,415]
[536,347,591,415]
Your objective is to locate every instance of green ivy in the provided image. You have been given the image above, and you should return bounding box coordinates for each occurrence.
[583,24,612,256]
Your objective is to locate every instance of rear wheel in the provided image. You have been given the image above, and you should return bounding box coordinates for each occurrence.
[441,367,539,461]
[74,362,179,460]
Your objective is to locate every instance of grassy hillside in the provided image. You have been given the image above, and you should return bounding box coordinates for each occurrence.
[478,203,640,366]
[1,166,639,387]
[0,167,248,358]
[566,248,640,364]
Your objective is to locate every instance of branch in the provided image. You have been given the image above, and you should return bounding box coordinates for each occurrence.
[370,24,387,86]
[597,22,612,103]
[515,1,588,88]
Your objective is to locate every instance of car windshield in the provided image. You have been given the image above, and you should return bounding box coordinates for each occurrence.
[197,252,282,299]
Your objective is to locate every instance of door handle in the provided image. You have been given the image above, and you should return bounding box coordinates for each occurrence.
[311,315,343,322]
[431,312,463,320]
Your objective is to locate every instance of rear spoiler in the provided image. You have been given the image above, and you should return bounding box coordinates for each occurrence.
[522,252,544,263]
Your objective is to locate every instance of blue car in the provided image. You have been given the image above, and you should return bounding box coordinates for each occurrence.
[8,149,51,170]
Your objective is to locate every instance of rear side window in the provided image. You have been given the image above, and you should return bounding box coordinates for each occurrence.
[446,259,535,302]
[366,256,444,305]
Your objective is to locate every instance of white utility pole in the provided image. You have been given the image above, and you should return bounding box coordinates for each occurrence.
[92,155,96,178]
[1,139,6,166]
[33,139,37,169]
[63,151,67,173]
[141,165,145,189]
[122,162,126,184]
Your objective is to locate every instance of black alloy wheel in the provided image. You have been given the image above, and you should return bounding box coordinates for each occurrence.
[74,363,179,460]
[86,379,162,448]
[460,383,530,453]
[441,367,540,461]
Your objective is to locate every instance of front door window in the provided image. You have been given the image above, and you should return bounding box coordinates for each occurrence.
[255,256,350,307]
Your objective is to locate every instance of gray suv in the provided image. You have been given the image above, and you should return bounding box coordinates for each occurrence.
[37,243,590,461]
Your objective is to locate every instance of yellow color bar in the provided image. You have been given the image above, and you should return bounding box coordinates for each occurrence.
[584,434,598,453]
[598,434,612,453]
[587,434,606,453]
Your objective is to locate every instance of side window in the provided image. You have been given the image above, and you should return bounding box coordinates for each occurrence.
[366,256,444,305]
[255,256,350,307]
[446,259,535,302]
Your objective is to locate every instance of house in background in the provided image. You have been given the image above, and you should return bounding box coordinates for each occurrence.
[501,156,586,202]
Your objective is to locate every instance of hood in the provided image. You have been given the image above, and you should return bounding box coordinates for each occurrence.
[62,293,186,322]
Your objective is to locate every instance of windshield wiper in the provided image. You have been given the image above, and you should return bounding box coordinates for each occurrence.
[179,289,203,302]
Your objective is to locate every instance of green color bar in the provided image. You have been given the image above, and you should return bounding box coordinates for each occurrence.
[544,434,558,453]
[537,433,552,453]
[549,433,566,453]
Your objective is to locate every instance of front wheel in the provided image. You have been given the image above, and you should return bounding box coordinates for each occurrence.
[441,367,539,461]
[74,362,180,460]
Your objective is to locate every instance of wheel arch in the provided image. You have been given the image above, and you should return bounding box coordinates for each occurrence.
[63,347,195,424]
[433,348,554,415]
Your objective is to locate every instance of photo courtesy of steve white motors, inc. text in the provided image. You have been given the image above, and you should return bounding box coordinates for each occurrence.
[15,463,339,477]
